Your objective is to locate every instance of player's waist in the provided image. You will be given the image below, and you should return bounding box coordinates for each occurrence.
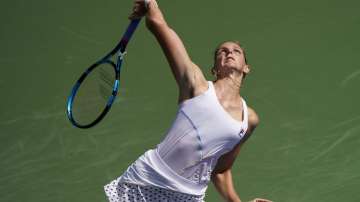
[150,149,208,195]
[120,149,208,196]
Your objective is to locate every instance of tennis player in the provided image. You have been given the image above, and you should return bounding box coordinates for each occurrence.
[104,0,271,201]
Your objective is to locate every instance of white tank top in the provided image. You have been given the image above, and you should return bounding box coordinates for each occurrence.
[118,81,248,195]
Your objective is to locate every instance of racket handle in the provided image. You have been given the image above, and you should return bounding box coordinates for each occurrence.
[118,19,141,53]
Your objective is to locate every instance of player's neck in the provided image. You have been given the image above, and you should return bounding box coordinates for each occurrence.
[213,77,242,101]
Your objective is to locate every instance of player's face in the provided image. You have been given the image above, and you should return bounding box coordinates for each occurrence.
[215,42,247,71]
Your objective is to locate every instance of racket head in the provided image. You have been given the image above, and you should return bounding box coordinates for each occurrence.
[66,60,120,128]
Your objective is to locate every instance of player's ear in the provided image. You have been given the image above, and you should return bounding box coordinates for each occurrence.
[243,64,250,74]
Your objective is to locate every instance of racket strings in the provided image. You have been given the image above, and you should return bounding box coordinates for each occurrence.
[72,63,116,125]
[98,67,116,100]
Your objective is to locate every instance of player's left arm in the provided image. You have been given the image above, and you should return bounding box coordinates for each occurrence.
[211,107,259,202]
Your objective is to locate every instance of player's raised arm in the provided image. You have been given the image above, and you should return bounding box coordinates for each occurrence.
[129,0,208,101]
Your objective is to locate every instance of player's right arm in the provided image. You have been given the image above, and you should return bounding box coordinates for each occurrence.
[129,0,208,102]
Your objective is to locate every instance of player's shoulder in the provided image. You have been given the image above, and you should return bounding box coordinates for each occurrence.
[247,106,259,128]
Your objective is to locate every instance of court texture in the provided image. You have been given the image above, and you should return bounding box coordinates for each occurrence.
[1,0,360,201]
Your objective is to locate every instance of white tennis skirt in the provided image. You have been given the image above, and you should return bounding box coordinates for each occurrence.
[104,181,205,202]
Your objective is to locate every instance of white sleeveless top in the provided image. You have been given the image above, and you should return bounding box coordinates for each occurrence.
[117,81,248,196]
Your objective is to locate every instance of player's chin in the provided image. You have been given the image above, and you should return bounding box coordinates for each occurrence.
[223,61,239,68]
[222,64,240,71]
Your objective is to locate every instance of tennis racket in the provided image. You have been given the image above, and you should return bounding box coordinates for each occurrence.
[66,18,142,129]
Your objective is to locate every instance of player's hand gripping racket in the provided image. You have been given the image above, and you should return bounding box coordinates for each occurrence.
[66,0,150,128]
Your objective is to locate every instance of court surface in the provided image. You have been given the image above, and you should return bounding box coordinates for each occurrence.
[1,0,360,201]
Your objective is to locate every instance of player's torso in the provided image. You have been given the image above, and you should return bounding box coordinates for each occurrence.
[156,81,248,184]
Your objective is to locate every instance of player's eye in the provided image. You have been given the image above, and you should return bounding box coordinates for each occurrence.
[234,49,242,54]
[217,49,226,55]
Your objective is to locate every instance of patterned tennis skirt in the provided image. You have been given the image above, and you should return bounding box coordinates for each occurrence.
[104,181,205,202]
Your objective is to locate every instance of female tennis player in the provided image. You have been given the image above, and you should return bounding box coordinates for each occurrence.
[104,0,271,202]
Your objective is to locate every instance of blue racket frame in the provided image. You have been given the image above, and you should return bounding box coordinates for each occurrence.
[66,19,141,129]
